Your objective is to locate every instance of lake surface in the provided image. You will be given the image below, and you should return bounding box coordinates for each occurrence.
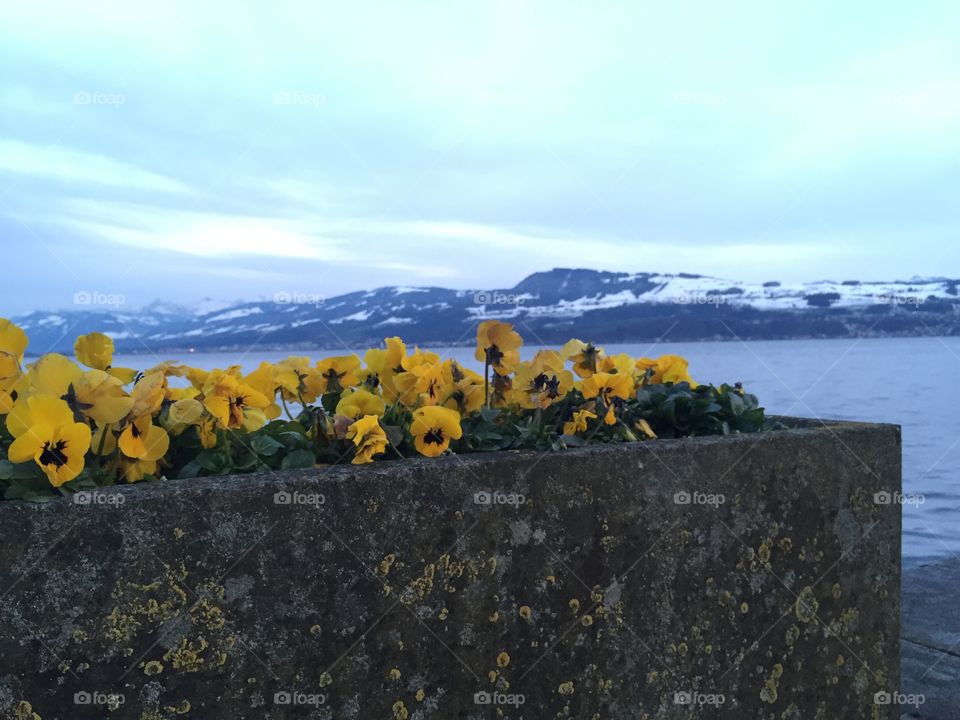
[114,336,958,568]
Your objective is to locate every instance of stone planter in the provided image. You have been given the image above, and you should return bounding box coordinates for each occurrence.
[0,419,901,720]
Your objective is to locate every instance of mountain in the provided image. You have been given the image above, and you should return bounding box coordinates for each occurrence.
[13,269,960,355]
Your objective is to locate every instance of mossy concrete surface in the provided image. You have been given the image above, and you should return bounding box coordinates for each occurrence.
[0,419,900,719]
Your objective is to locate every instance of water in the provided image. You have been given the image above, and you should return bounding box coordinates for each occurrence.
[113,336,957,569]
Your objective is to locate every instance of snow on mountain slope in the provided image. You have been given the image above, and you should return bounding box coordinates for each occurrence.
[11,269,960,354]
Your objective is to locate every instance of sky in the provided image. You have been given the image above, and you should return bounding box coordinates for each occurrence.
[2,1,959,314]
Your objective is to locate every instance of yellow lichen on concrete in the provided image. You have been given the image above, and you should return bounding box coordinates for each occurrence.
[12,700,41,720]
[163,636,210,672]
[379,553,396,575]
[760,663,783,703]
[392,700,409,719]
[519,605,532,621]
[389,668,401,680]
[795,586,819,624]
[496,651,511,668]
[415,689,425,702]
[558,681,575,696]
[143,660,164,676]
[319,672,333,687]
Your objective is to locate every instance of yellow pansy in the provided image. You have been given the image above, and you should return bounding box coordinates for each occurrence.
[563,409,597,436]
[636,355,696,386]
[439,361,484,415]
[202,371,270,431]
[335,389,386,419]
[73,332,136,384]
[7,394,92,487]
[346,414,389,464]
[67,370,135,425]
[578,372,633,425]
[513,350,574,409]
[475,321,522,375]
[394,348,441,406]
[0,318,28,360]
[361,337,406,400]
[23,353,82,397]
[243,362,282,420]
[274,356,320,403]
[163,397,206,435]
[118,414,170,461]
[119,457,159,483]
[561,339,605,379]
[410,406,462,457]
[315,355,361,394]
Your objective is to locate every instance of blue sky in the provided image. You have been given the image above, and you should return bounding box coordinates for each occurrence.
[2,1,959,314]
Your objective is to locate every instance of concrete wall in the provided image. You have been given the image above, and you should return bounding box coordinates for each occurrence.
[0,419,901,719]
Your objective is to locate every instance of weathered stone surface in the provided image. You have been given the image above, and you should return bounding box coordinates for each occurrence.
[900,558,960,719]
[0,419,901,719]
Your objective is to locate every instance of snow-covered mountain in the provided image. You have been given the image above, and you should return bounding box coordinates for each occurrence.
[12,269,960,355]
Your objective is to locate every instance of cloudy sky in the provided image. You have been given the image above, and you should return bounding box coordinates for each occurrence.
[2,1,959,314]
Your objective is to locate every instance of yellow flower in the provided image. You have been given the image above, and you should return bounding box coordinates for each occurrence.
[243,362,282,420]
[202,371,270,431]
[7,394,92,487]
[394,348,440,407]
[0,320,27,413]
[67,369,134,425]
[361,337,406,400]
[118,414,170,461]
[636,355,696,386]
[336,389,386,419]
[563,409,597,436]
[119,457,159,483]
[634,418,657,439]
[73,332,136,384]
[346,414,389,464]
[0,318,28,360]
[513,350,574,409]
[579,372,633,425]
[23,353,82,397]
[274,356,320,403]
[475,321,522,375]
[315,355,361,394]
[164,397,205,436]
[561,339,604,378]
[439,362,485,415]
[410,406,462,457]
[197,417,217,449]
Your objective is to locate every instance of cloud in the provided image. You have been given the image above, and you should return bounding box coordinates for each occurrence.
[0,139,189,193]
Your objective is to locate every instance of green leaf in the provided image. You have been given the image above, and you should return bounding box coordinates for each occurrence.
[251,434,283,456]
[281,449,316,469]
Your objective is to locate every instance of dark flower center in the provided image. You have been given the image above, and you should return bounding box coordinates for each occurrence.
[39,440,69,468]
[484,345,504,367]
[424,428,445,445]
